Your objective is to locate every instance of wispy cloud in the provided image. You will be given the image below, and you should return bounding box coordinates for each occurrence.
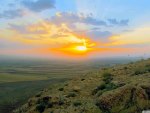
[107,27,150,46]
[50,12,107,26]
[108,18,129,26]
[8,23,48,34]
[22,0,55,12]
[87,30,113,42]
[5,21,89,46]
[0,9,25,19]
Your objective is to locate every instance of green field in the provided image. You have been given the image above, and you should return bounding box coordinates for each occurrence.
[0,57,139,113]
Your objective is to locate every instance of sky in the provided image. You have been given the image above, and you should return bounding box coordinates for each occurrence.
[0,0,150,59]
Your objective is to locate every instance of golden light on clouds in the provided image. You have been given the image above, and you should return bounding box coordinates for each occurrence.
[1,16,150,59]
[108,27,150,46]
[49,37,97,58]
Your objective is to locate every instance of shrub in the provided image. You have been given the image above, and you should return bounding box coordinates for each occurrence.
[35,92,42,97]
[124,67,128,70]
[73,101,82,107]
[81,78,85,81]
[92,82,119,96]
[134,69,146,75]
[145,64,150,72]
[58,88,64,91]
[97,83,106,90]
[95,99,111,113]
[58,95,65,105]
[92,83,106,95]
[105,83,118,90]
[145,64,150,67]
[36,103,46,113]
[66,92,76,97]
[47,102,53,108]
[96,90,104,96]
[102,72,113,83]
[36,96,51,107]
[65,83,68,86]
[42,96,51,103]
[147,68,150,72]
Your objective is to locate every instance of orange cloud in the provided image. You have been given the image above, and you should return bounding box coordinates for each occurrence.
[2,22,93,47]
[1,20,150,59]
[107,27,150,46]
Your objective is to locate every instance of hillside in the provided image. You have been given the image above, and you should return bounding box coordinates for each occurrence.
[14,59,150,113]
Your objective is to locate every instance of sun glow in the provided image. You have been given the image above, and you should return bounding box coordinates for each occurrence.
[49,37,96,57]
[75,45,87,51]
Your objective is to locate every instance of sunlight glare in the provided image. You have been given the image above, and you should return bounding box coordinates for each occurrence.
[75,45,87,51]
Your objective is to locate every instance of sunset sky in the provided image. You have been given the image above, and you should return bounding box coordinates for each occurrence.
[0,0,150,59]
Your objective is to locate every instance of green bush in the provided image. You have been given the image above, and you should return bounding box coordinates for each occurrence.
[35,92,42,97]
[102,72,113,83]
[92,83,106,95]
[66,92,76,97]
[36,96,51,111]
[134,69,146,75]
[58,87,64,91]
[81,78,85,81]
[147,68,150,72]
[145,64,150,72]
[36,103,46,113]
[58,95,65,105]
[96,90,104,96]
[145,64,150,67]
[73,101,82,107]
[92,82,119,96]
[105,83,118,90]
[124,67,128,70]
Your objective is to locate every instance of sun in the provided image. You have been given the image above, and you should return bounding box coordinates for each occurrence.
[49,37,97,57]
[75,45,87,51]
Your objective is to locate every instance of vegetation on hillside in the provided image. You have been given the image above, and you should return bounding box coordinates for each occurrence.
[0,58,132,113]
[14,59,150,113]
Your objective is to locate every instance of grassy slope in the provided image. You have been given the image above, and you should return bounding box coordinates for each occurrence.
[15,59,150,113]
[1,58,117,113]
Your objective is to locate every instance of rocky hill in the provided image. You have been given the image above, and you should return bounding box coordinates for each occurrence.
[14,59,150,113]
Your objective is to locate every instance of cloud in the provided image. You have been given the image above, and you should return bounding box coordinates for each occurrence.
[8,23,48,34]
[108,18,129,26]
[22,0,55,12]
[49,12,129,32]
[50,12,107,26]
[0,38,32,49]
[6,21,88,46]
[87,30,113,42]
[2,11,131,49]
[0,9,25,19]
[107,26,150,46]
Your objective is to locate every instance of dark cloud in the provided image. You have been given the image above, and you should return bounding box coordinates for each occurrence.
[22,0,55,12]
[108,18,129,26]
[0,9,25,19]
[50,12,107,26]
